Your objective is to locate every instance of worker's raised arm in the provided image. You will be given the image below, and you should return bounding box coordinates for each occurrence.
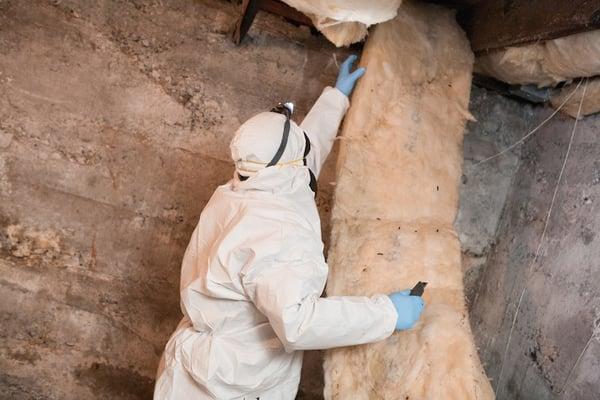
[241,225,401,352]
[300,55,365,178]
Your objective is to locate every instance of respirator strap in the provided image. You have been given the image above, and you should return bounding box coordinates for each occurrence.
[266,117,290,167]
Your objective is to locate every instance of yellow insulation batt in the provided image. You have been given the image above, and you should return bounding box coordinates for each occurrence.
[323,2,494,399]
[280,0,402,46]
[551,77,600,119]
[476,30,600,87]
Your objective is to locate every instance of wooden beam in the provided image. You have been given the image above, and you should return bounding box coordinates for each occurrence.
[425,0,482,9]
[232,0,313,45]
[462,0,600,53]
[259,0,313,26]
[232,0,261,45]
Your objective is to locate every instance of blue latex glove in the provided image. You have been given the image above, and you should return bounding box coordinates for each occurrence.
[388,290,425,331]
[335,55,366,97]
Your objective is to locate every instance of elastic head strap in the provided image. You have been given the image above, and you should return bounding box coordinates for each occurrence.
[266,117,290,167]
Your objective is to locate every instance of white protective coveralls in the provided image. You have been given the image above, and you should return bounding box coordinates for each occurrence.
[154,87,398,400]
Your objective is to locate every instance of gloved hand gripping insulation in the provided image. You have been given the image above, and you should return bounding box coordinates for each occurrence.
[335,55,366,97]
[388,290,425,330]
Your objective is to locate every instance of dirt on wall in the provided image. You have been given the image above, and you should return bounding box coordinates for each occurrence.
[0,0,348,398]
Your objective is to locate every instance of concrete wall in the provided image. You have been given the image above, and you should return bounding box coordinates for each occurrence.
[470,110,600,400]
[458,87,534,306]
[0,0,344,398]
[461,88,600,400]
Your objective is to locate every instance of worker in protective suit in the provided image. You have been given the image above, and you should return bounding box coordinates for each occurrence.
[154,55,425,400]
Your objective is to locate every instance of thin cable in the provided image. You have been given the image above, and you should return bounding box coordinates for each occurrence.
[557,78,593,397]
[530,82,587,276]
[475,79,583,166]
[494,78,588,398]
[559,333,597,396]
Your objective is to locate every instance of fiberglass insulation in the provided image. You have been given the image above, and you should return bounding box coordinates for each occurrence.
[476,30,600,87]
[550,77,600,119]
[280,0,402,46]
[323,2,494,399]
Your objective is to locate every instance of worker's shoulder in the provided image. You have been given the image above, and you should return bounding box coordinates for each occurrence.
[205,186,279,220]
[212,185,294,214]
[208,185,315,233]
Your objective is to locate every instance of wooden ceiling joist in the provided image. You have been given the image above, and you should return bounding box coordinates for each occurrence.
[462,0,600,53]
[232,0,600,55]
[232,0,313,44]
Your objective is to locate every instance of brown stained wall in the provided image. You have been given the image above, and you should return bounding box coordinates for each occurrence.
[0,0,346,398]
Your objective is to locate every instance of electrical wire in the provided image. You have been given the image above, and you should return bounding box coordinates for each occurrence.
[559,332,598,397]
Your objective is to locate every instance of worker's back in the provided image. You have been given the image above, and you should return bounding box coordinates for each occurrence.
[154,167,323,400]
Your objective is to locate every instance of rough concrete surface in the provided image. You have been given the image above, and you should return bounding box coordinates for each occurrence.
[458,87,535,306]
[0,0,347,398]
[470,111,600,400]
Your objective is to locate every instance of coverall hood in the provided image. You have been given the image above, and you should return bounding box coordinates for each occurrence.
[230,112,306,178]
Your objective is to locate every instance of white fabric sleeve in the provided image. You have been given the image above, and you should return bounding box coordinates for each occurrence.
[242,257,397,352]
[300,86,350,178]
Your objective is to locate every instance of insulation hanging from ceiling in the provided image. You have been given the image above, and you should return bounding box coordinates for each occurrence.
[280,0,402,46]
[322,2,494,399]
[551,77,600,119]
[475,30,600,87]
